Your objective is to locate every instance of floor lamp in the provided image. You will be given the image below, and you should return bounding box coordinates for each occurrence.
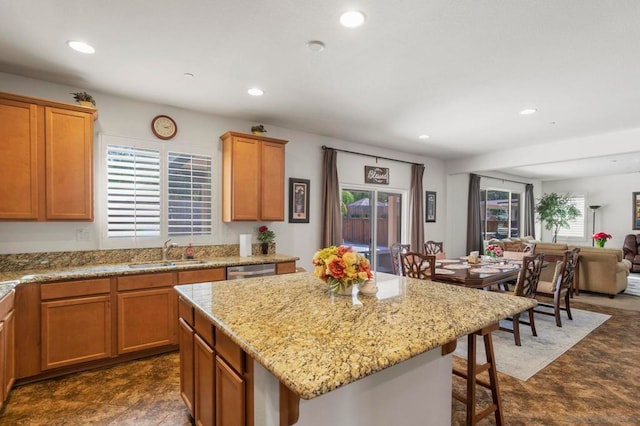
[589,205,601,246]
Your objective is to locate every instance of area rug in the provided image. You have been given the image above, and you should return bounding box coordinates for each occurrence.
[453,307,610,381]
[626,274,640,297]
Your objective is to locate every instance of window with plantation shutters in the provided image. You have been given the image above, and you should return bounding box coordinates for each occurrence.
[167,151,212,236]
[106,145,161,238]
[557,195,585,238]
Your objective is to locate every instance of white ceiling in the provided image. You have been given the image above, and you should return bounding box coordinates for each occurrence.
[2,1,640,180]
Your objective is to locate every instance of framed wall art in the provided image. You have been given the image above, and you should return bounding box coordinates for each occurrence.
[425,191,436,223]
[633,192,640,230]
[289,178,310,223]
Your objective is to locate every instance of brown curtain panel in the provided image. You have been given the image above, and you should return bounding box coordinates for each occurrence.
[410,164,425,252]
[466,173,483,254]
[321,148,342,247]
[524,183,536,238]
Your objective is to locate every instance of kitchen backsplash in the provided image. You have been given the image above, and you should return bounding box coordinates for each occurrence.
[0,243,275,272]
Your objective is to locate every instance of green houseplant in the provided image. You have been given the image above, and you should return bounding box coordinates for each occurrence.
[535,192,581,243]
[70,91,96,107]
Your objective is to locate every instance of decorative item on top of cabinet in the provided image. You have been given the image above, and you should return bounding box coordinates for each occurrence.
[221,131,287,222]
[0,92,95,221]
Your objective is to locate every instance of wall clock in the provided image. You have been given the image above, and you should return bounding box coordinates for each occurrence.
[151,115,178,140]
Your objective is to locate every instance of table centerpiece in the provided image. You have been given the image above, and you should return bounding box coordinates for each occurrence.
[312,245,373,295]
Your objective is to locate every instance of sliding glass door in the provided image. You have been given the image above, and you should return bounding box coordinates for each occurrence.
[341,188,403,272]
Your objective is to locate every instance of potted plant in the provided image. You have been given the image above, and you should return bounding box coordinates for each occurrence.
[251,124,267,135]
[70,91,96,107]
[535,192,581,243]
[257,225,275,254]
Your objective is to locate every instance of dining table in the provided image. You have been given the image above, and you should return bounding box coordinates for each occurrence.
[432,257,522,290]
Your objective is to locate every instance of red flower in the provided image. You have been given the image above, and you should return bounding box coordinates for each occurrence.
[592,232,612,240]
[259,226,268,233]
[327,258,346,278]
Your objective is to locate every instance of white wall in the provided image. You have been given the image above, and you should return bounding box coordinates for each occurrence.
[541,172,640,249]
[0,72,446,271]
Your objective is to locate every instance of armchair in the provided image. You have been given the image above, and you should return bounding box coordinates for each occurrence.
[623,234,640,273]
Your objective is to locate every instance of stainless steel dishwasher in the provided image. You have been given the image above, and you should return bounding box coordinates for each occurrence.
[226,263,276,279]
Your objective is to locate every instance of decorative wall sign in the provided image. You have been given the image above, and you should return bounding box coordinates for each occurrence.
[633,192,640,230]
[425,191,436,223]
[364,166,389,185]
[289,178,310,223]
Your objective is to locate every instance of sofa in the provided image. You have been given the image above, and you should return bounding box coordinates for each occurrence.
[623,234,640,273]
[532,242,629,297]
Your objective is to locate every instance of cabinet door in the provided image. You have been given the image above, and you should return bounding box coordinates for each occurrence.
[179,318,195,417]
[195,334,215,426]
[228,136,260,221]
[3,309,14,397]
[44,106,93,220]
[0,98,40,219]
[117,287,178,354]
[0,321,4,404]
[216,355,245,426]
[260,141,285,221]
[41,295,111,370]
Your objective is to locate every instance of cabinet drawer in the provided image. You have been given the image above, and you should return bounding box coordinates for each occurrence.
[194,310,214,348]
[178,268,225,284]
[276,261,296,275]
[215,328,244,374]
[41,279,110,300]
[117,272,174,291]
[178,297,194,326]
[0,290,15,318]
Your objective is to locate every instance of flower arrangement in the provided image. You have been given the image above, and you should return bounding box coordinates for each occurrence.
[592,232,612,248]
[312,245,373,295]
[257,226,275,244]
[485,244,504,258]
[251,124,267,134]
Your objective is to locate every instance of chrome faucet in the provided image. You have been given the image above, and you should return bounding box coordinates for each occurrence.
[162,239,179,260]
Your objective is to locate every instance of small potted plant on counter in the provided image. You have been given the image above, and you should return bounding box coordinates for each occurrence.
[257,226,275,254]
[71,91,96,107]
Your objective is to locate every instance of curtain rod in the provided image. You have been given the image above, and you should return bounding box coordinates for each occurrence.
[321,145,423,167]
[476,174,530,186]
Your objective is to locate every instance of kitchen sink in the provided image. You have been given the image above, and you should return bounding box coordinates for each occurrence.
[128,260,207,269]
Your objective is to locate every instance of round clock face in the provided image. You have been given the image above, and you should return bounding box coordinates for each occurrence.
[151,115,177,140]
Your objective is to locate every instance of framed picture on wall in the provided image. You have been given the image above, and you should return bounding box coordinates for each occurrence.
[633,192,640,230]
[289,178,310,223]
[425,191,436,223]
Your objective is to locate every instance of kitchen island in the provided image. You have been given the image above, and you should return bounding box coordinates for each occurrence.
[175,271,536,426]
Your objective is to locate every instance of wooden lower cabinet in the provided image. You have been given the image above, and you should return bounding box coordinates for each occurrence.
[181,299,253,426]
[0,290,15,407]
[41,295,111,370]
[179,318,195,416]
[216,355,245,426]
[117,287,177,354]
[195,334,215,426]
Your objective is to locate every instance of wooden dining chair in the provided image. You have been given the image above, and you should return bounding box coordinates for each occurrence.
[499,252,544,346]
[400,252,436,279]
[389,243,411,275]
[423,240,444,256]
[534,248,580,327]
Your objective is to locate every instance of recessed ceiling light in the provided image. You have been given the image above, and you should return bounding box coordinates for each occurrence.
[306,40,325,52]
[418,134,430,140]
[248,88,264,96]
[67,40,95,54]
[183,72,194,78]
[520,108,537,115]
[340,10,366,28]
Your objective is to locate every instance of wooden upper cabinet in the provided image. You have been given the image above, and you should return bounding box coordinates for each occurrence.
[221,131,287,222]
[0,98,40,219]
[45,107,93,220]
[0,92,95,221]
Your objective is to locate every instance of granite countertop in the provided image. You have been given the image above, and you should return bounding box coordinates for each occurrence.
[0,254,299,284]
[175,271,536,400]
